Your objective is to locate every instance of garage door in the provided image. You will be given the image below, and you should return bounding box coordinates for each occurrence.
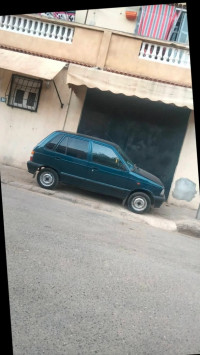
[78,88,190,198]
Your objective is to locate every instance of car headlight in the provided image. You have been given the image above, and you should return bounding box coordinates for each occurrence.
[160,188,165,196]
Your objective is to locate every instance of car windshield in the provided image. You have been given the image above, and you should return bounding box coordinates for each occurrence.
[116,147,135,171]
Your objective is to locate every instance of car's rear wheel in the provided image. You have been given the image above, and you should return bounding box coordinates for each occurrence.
[37,168,59,190]
[127,192,151,214]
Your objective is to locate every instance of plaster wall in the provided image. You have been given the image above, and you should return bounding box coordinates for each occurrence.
[0,68,71,169]
[105,34,192,86]
[0,27,103,67]
[168,111,200,209]
[75,10,88,25]
[75,7,140,34]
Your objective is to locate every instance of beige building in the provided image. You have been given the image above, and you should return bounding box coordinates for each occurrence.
[75,7,140,33]
[0,7,198,210]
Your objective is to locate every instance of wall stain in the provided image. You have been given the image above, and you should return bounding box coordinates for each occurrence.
[172,178,197,201]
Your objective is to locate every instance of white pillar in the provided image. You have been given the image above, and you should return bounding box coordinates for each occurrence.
[63,86,87,132]
[168,111,200,209]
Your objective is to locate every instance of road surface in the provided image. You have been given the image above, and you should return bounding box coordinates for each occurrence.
[2,184,200,355]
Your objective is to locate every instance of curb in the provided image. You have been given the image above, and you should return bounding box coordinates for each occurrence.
[1,179,200,237]
[176,220,200,238]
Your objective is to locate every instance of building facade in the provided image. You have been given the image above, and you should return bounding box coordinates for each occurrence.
[0,5,198,209]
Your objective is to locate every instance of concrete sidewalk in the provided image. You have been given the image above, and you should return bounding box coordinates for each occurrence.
[1,163,200,238]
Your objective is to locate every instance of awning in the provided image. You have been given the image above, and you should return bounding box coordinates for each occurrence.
[67,63,194,110]
[137,4,181,40]
[0,48,66,80]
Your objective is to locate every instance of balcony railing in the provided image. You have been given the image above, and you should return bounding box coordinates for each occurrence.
[0,14,191,73]
[0,15,74,43]
[139,42,190,68]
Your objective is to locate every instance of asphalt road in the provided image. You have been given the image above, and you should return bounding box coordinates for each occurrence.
[2,184,200,355]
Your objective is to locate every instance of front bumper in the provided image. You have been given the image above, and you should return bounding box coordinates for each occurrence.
[27,161,42,174]
[154,194,166,208]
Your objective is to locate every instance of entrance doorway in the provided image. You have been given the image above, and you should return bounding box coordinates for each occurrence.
[78,88,190,198]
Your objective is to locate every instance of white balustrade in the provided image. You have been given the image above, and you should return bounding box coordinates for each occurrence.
[0,14,74,43]
[139,41,190,68]
[45,23,52,38]
[18,17,26,33]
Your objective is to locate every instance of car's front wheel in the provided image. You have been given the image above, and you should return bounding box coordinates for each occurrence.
[37,168,59,190]
[127,192,151,214]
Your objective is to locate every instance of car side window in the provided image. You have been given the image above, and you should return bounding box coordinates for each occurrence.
[92,143,125,170]
[55,136,68,154]
[45,133,64,150]
[66,137,89,160]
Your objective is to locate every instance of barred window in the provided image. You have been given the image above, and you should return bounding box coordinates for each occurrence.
[15,89,24,104]
[8,75,42,112]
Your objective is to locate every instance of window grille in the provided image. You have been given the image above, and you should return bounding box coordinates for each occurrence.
[7,75,42,112]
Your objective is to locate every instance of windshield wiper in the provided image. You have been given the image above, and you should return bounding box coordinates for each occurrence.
[132,164,139,172]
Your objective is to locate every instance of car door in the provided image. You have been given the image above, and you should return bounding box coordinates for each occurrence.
[88,142,133,199]
[53,135,91,188]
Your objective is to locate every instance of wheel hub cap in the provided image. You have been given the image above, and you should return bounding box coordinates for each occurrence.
[41,172,54,186]
[132,197,147,211]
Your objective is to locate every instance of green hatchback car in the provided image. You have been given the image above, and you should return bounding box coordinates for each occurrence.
[27,130,165,214]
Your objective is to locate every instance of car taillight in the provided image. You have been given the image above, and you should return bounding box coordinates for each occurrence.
[30,151,35,161]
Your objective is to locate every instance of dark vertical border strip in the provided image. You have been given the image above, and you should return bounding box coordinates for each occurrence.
[186,1,200,192]
[0,181,13,355]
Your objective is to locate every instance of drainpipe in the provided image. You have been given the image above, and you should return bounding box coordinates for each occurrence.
[84,10,89,25]
[62,88,73,130]
[196,203,200,220]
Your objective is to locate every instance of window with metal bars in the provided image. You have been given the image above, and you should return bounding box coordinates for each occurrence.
[7,75,42,112]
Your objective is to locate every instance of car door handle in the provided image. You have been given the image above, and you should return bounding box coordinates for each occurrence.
[55,157,60,160]
[91,168,97,172]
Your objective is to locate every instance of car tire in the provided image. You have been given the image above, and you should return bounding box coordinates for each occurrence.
[127,192,151,214]
[37,168,59,190]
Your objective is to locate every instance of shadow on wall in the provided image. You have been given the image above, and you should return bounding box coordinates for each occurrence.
[172,178,197,201]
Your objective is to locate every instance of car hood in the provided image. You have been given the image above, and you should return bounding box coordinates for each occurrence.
[133,167,164,187]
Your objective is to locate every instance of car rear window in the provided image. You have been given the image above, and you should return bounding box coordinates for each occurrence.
[45,133,65,150]
[55,136,68,154]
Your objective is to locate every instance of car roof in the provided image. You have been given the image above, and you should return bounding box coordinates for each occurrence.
[55,130,120,149]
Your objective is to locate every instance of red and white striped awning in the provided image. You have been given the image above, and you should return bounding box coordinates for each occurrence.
[137,4,181,40]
